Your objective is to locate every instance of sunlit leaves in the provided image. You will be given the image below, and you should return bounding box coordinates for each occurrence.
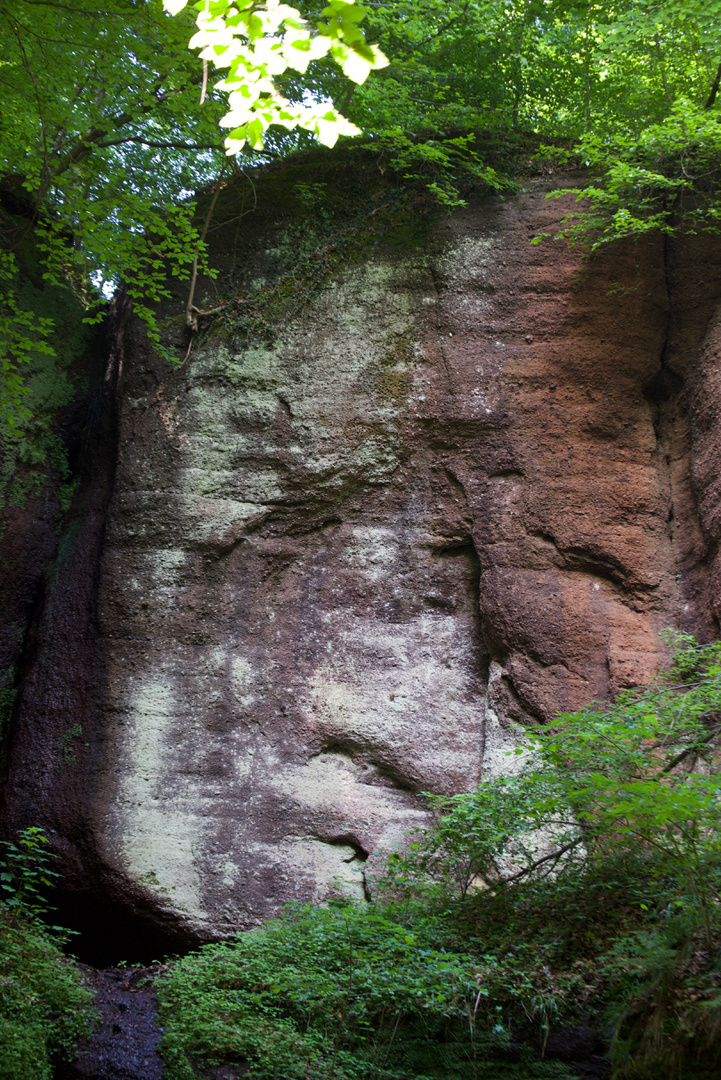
[0,4,227,282]
[165,0,388,151]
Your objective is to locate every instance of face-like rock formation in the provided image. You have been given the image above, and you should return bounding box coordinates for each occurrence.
[2,160,720,953]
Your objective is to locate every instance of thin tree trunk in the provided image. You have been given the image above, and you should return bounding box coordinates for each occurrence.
[511,3,530,132]
[705,59,721,108]
[654,34,673,104]
[339,81,356,116]
[584,1,592,129]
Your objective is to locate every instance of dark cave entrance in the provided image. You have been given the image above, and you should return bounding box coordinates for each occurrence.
[50,887,203,968]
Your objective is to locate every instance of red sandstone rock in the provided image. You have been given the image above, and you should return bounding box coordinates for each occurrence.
[1,161,720,951]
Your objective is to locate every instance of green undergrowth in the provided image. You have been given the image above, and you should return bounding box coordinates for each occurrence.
[157,902,579,1080]
[157,865,721,1080]
[0,219,94,514]
[0,829,95,1079]
[0,911,94,1079]
[158,635,721,1080]
[444,859,721,1079]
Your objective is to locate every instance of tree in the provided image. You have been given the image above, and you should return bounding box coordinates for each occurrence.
[3,0,721,433]
[0,0,386,428]
[1,0,226,429]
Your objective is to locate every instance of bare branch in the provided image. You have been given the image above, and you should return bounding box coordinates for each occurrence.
[200,58,209,106]
[501,837,584,886]
[48,78,202,185]
[660,725,721,775]
[96,137,221,152]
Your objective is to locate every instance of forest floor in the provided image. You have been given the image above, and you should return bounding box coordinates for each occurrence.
[52,962,609,1080]
[54,967,164,1080]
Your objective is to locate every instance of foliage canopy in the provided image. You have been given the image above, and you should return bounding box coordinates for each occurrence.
[2,0,721,431]
[1,0,720,281]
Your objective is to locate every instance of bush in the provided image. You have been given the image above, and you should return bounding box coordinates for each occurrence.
[157,901,579,1080]
[384,634,721,930]
[540,101,721,252]
[378,633,721,1078]
[0,827,96,1079]
[0,910,95,1079]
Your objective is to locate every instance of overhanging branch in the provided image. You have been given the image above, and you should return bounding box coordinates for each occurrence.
[96,137,222,152]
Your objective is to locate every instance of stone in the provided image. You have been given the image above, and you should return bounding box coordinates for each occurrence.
[2,157,720,953]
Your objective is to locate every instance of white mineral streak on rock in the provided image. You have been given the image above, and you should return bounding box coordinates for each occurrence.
[271,749,421,847]
[284,840,367,903]
[482,661,531,777]
[116,676,206,922]
[307,609,483,790]
[152,547,186,584]
[230,656,257,714]
[439,235,496,291]
[99,244,498,931]
[342,527,399,583]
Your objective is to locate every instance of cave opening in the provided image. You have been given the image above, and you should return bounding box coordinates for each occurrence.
[50,887,203,968]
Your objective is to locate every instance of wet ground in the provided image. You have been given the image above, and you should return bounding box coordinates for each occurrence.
[54,967,164,1080]
[52,968,608,1080]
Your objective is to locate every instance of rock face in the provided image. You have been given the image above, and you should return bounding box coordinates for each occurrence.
[2,156,721,953]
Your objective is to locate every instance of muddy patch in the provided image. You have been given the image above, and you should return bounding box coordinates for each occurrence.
[56,967,163,1080]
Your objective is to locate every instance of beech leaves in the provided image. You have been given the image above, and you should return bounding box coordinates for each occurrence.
[164,0,388,150]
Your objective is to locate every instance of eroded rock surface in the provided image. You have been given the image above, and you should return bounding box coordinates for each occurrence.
[2,159,721,946]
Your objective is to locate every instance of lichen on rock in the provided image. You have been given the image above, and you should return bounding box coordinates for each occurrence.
[2,155,721,951]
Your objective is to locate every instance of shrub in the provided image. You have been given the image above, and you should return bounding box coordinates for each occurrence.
[0,828,96,1079]
[378,633,721,1078]
[0,911,95,1079]
[157,901,579,1080]
[384,635,721,932]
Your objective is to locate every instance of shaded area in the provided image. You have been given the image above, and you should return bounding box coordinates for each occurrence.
[55,967,164,1080]
[52,887,203,968]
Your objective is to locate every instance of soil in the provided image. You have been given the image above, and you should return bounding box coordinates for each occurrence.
[55,967,164,1080]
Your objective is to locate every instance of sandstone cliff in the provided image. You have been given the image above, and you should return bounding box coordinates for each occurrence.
[1,153,720,959]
